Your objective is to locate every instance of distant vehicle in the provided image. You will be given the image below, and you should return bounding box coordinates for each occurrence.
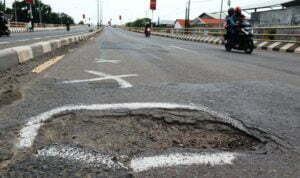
[145,27,151,37]
[0,24,10,37]
[224,20,254,54]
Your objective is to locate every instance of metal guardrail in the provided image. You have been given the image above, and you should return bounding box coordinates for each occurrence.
[127,26,300,43]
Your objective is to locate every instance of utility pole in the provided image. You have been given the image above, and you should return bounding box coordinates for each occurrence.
[14,0,18,22]
[39,0,42,24]
[187,0,191,28]
[219,0,224,28]
[3,0,6,11]
[97,0,100,27]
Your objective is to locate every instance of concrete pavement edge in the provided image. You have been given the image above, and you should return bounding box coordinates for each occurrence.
[0,28,104,72]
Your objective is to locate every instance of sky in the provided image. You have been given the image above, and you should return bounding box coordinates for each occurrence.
[4,0,272,24]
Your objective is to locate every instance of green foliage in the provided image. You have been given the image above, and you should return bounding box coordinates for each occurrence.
[4,0,74,24]
[126,18,151,27]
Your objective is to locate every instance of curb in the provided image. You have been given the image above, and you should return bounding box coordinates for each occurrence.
[130,30,300,54]
[0,28,103,72]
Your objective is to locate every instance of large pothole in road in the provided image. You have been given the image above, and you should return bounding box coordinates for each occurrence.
[3,107,267,177]
[33,109,262,157]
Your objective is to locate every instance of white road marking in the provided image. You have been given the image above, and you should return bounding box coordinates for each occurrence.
[62,70,138,88]
[169,46,198,55]
[130,152,238,172]
[17,39,30,42]
[17,103,249,149]
[0,41,9,45]
[95,58,121,64]
[37,145,127,169]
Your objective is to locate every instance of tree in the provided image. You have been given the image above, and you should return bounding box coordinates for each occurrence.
[10,0,74,24]
[126,18,151,27]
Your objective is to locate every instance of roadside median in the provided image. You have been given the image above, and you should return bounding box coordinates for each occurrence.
[128,29,300,54]
[0,28,103,72]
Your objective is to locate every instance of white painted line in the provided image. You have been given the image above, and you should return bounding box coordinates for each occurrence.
[130,152,238,172]
[0,41,9,45]
[169,46,198,55]
[95,58,121,64]
[17,39,30,42]
[62,70,138,88]
[33,37,42,40]
[257,41,269,48]
[37,145,127,169]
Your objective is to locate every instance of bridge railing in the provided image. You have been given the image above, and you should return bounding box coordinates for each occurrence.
[127,26,300,43]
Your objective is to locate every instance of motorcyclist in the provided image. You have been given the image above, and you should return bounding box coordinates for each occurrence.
[0,11,8,32]
[225,8,235,40]
[230,7,245,44]
[144,22,151,36]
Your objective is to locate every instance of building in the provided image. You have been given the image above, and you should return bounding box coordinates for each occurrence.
[191,13,224,27]
[156,20,174,28]
[246,0,300,26]
[174,19,190,29]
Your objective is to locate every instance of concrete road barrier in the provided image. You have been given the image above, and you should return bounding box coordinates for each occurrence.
[0,28,103,72]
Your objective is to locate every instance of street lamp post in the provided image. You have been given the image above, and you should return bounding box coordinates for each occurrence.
[219,0,224,28]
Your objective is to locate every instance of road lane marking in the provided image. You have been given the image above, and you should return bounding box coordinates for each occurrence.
[95,58,121,64]
[0,41,9,45]
[37,145,127,169]
[62,70,138,88]
[37,144,238,172]
[32,55,65,73]
[169,46,198,55]
[130,152,238,172]
[17,39,30,42]
[17,103,249,149]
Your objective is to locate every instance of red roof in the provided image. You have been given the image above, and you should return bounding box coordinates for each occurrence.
[200,18,224,26]
[175,19,190,27]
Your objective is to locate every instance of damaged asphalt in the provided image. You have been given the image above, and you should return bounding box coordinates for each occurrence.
[0,27,299,177]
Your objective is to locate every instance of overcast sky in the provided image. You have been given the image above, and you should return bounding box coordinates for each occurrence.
[5,0,269,24]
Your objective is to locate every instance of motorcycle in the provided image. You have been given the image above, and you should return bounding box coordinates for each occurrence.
[224,20,254,54]
[145,27,151,37]
[0,25,10,37]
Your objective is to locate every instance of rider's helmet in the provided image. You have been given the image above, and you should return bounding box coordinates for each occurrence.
[235,6,242,15]
[228,8,235,16]
[0,11,4,16]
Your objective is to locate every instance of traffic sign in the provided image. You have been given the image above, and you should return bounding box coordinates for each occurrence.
[150,0,156,10]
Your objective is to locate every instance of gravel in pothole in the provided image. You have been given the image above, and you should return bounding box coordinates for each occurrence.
[32,109,261,157]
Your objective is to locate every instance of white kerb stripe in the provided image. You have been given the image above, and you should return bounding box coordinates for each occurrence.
[267,42,281,50]
[37,42,52,53]
[13,46,34,63]
[130,152,238,172]
[257,41,269,48]
[295,46,300,53]
[280,43,295,52]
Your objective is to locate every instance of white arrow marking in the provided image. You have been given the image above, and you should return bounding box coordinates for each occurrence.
[62,70,138,88]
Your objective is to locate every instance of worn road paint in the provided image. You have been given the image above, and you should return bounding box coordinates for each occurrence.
[95,58,121,64]
[130,152,238,172]
[62,70,138,88]
[169,46,198,55]
[37,145,127,169]
[17,102,249,149]
[32,55,65,74]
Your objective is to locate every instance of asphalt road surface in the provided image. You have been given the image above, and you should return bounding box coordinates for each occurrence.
[0,25,93,49]
[0,27,299,177]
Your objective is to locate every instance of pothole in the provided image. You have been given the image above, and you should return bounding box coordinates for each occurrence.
[33,109,262,157]
[3,106,271,177]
